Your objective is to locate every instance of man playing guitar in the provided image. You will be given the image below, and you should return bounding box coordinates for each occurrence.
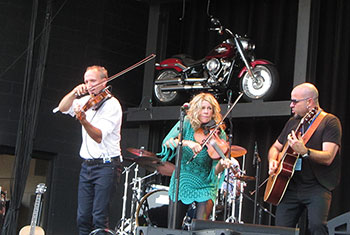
[267,83,342,235]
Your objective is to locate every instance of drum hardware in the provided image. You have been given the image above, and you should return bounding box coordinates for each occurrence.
[237,175,255,181]
[126,147,156,157]
[116,147,162,234]
[124,155,162,173]
[212,154,249,224]
[116,160,137,235]
[115,161,135,235]
[116,165,159,234]
[225,176,246,224]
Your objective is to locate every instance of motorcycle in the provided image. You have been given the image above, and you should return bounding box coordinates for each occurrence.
[153,18,279,105]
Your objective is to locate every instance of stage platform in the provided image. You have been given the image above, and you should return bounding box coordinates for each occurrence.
[136,219,299,235]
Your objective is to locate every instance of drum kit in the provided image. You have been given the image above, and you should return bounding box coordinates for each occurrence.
[115,146,174,234]
[115,145,255,234]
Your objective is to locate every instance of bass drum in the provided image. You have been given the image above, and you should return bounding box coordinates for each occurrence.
[135,189,169,228]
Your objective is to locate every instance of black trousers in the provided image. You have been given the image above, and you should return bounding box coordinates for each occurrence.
[275,184,331,235]
[77,159,121,235]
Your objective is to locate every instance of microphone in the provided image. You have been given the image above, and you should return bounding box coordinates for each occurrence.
[181,102,190,110]
[253,141,261,166]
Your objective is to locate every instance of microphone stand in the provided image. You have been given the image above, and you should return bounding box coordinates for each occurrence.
[224,90,234,221]
[252,141,261,224]
[241,190,275,219]
[169,106,187,229]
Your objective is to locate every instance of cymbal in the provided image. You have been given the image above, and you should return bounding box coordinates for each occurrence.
[135,160,160,172]
[237,175,255,181]
[230,145,247,158]
[124,154,162,172]
[156,161,175,176]
[127,147,156,157]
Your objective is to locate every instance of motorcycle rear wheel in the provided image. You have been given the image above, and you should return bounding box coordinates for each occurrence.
[153,69,182,105]
[239,64,279,101]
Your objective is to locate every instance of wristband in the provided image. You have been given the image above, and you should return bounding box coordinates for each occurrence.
[302,148,310,159]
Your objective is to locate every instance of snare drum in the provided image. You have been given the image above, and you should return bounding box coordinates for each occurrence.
[136,189,169,228]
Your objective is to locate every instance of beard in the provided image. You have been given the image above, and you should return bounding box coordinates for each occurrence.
[294,113,302,120]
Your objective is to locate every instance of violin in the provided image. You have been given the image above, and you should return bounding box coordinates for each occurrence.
[194,121,229,160]
[76,87,112,121]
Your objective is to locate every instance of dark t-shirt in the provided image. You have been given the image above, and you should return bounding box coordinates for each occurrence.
[277,111,342,191]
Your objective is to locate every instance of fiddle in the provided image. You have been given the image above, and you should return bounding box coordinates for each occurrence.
[76,87,112,121]
[193,121,229,160]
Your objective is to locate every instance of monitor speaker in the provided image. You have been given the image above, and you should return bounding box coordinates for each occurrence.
[191,219,299,235]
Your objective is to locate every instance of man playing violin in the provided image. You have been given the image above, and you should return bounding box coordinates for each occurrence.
[267,83,342,235]
[58,65,122,235]
[158,93,233,229]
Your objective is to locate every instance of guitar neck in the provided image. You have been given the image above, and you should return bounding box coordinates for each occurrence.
[278,121,304,162]
[30,193,42,234]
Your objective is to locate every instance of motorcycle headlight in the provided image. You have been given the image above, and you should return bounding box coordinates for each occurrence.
[206,58,221,74]
[239,38,255,51]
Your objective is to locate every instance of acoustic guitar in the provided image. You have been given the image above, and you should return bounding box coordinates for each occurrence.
[264,108,317,205]
[19,183,47,235]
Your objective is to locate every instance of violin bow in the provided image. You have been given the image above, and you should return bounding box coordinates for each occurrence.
[80,53,156,95]
[187,92,243,164]
[53,54,156,113]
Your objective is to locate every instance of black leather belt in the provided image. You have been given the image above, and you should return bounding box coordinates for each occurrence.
[84,156,119,166]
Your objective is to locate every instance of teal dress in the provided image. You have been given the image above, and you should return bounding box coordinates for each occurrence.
[158,118,226,204]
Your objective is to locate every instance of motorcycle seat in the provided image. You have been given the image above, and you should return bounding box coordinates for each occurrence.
[172,54,206,67]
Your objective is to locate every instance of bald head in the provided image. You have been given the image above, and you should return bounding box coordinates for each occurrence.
[293,83,319,105]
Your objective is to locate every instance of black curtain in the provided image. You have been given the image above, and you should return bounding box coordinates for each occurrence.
[150,0,350,224]
[314,0,350,218]
[1,1,51,234]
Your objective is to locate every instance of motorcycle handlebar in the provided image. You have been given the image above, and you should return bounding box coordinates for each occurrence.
[209,27,224,35]
[209,25,236,38]
[224,28,235,38]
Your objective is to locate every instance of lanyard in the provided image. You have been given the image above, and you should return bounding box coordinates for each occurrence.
[301,109,322,135]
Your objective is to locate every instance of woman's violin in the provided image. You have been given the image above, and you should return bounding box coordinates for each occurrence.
[194,120,230,160]
[76,87,112,121]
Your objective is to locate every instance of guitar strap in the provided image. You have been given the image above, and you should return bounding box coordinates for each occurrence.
[302,110,327,144]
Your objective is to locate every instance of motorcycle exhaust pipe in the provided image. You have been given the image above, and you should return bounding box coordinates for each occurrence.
[155,77,207,85]
[160,84,208,91]
[154,78,182,84]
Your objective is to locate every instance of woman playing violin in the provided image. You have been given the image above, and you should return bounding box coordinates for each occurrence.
[58,65,122,235]
[159,93,231,229]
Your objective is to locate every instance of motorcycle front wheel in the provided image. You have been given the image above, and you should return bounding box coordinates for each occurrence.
[153,69,182,105]
[239,64,279,101]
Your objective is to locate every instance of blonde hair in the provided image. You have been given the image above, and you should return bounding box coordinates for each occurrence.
[187,93,224,130]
